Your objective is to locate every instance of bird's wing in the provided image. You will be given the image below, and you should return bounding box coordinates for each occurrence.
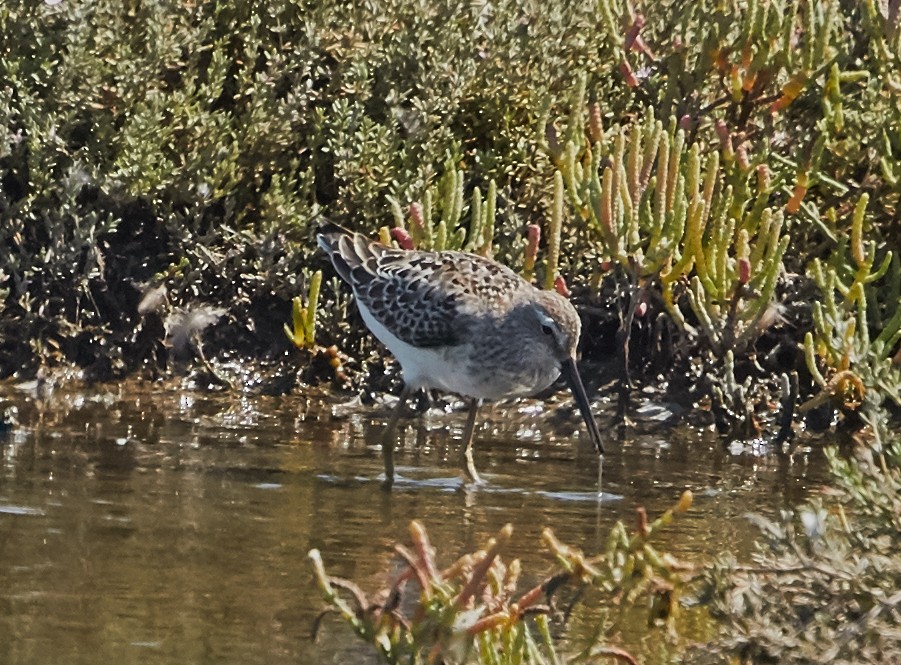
[320,230,523,348]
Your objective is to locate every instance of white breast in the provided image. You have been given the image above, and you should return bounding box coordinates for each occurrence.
[356,302,560,401]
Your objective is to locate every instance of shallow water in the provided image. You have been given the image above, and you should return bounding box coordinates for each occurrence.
[0,380,828,664]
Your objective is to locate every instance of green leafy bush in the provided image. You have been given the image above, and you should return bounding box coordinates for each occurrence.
[2,0,898,390]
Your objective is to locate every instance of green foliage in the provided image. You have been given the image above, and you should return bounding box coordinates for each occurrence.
[548,95,789,364]
[387,160,497,254]
[0,0,323,375]
[1,0,613,376]
[531,0,897,433]
[2,0,899,383]
[676,193,788,360]
[803,195,900,421]
[309,493,695,664]
[284,269,322,350]
[860,0,901,197]
[696,440,901,664]
[291,0,605,223]
[543,171,564,291]
[596,0,843,120]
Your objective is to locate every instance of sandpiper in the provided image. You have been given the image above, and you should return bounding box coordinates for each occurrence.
[318,223,604,487]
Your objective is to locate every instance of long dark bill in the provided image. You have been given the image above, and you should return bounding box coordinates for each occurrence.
[562,357,605,456]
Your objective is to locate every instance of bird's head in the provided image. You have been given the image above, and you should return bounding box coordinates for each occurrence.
[528,289,604,456]
[529,290,582,362]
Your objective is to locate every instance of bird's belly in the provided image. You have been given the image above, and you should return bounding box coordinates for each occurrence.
[357,304,558,400]
[406,346,559,400]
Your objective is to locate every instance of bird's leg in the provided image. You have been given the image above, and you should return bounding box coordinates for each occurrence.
[460,398,483,484]
[381,385,412,490]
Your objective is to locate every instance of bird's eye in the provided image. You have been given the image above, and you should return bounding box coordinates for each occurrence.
[541,323,554,336]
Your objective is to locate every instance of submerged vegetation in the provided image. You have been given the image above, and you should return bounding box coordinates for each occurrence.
[310,492,696,664]
[1,0,899,662]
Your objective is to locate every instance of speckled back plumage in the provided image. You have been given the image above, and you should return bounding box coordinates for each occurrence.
[318,227,528,349]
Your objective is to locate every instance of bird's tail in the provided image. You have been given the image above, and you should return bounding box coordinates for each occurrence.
[316,219,384,286]
[314,218,351,254]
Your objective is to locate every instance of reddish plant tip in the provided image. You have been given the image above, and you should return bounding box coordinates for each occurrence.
[409,202,424,229]
[770,74,807,114]
[467,612,508,636]
[516,583,545,610]
[738,257,751,285]
[524,224,540,267]
[619,61,639,87]
[675,490,693,513]
[714,119,730,144]
[554,275,571,298]
[786,188,807,214]
[545,123,559,153]
[756,164,771,192]
[588,102,603,143]
[635,301,648,318]
[623,14,645,52]
[786,172,809,214]
[713,48,729,73]
[678,114,693,131]
[715,119,734,158]
[636,506,649,536]
[736,144,750,171]
[391,226,414,250]
[624,13,655,59]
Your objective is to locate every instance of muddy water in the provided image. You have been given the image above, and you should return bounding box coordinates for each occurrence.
[0,380,828,664]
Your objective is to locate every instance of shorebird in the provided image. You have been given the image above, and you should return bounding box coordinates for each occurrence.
[318,223,604,488]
